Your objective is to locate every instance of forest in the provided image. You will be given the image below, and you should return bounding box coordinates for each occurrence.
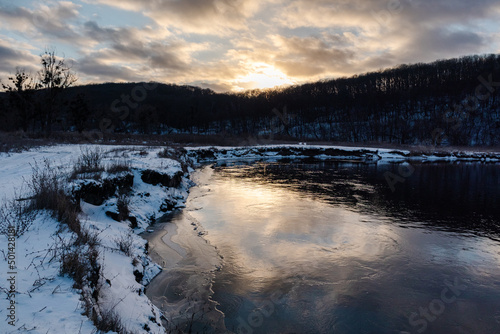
[1,53,499,146]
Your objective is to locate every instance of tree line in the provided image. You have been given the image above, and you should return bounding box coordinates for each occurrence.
[0,50,77,136]
[1,53,499,146]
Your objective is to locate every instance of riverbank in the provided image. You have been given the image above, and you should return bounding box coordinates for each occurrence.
[0,145,194,333]
[186,145,500,163]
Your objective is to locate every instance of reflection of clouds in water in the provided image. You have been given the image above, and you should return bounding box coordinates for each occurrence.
[193,163,500,333]
[192,175,404,276]
[189,167,414,328]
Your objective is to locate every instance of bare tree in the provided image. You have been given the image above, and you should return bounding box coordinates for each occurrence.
[1,69,39,132]
[38,50,78,135]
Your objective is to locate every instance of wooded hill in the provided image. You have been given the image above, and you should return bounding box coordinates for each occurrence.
[1,54,499,146]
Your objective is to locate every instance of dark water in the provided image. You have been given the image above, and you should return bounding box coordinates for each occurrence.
[153,160,500,333]
[186,161,500,334]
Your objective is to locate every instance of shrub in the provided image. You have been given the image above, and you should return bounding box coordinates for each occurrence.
[60,244,99,289]
[96,309,123,333]
[28,159,62,210]
[116,194,130,221]
[75,227,100,248]
[158,146,186,159]
[79,146,103,171]
[59,238,103,331]
[26,159,82,234]
[106,159,131,174]
[70,146,104,179]
[0,197,36,237]
[115,233,134,256]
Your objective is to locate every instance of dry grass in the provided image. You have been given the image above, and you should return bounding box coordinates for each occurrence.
[95,309,124,333]
[26,159,82,234]
[0,197,36,237]
[70,147,105,180]
[106,159,131,174]
[116,193,130,221]
[115,233,134,257]
[158,146,193,172]
[16,149,140,333]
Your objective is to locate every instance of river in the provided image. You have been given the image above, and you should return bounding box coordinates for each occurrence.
[145,160,500,334]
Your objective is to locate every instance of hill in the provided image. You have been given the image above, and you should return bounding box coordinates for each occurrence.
[1,54,499,146]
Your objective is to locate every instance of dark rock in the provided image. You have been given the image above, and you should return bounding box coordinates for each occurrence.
[169,171,183,188]
[277,148,296,156]
[129,216,138,229]
[74,173,134,206]
[133,269,144,283]
[105,211,137,227]
[160,199,176,212]
[202,149,216,159]
[141,170,183,188]
[105,211,120,221]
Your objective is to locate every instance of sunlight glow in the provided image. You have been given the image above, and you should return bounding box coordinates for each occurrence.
[234,63,295,91]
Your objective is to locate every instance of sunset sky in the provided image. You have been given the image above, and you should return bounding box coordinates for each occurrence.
[1,0,499,92]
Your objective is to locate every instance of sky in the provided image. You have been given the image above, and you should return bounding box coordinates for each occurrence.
[0,0,499,92]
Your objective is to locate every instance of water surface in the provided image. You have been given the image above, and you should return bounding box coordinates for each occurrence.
[150,161,500,333]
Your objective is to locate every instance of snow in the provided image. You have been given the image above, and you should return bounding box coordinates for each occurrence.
[185,144,500,163]
[0,214,96,334]
[0,144,190,333]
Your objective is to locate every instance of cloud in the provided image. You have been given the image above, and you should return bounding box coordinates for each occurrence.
[399,28,486,62]
[0,39,40,89]
[76,56,138,82]
[278,0,500,30]
[0,2,83,43]
[1,0,500,92]
[86,0,268,35]
[271,35,355,77]
[271,0,499,78]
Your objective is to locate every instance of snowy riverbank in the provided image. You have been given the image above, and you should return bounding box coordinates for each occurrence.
[0,145,194,333]
[186,144,500,163]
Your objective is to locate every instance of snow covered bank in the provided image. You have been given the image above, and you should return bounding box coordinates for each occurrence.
[186,144,500,163]
[0,145,193,333]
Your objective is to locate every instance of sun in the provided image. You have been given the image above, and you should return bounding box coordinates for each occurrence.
[234,63,295,91]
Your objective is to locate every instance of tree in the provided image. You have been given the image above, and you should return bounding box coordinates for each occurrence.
[37,50,77,135]
[1,69,39,132]
[69,93,89,133]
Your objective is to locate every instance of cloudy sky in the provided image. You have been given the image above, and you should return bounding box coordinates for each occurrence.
[0,0,499,92]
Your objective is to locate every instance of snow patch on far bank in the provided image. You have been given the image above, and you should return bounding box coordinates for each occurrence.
[185,144,500,163]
